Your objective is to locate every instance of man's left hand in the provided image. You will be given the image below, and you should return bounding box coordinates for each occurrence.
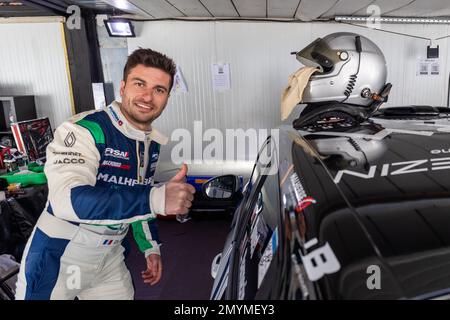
[142,254,162,285]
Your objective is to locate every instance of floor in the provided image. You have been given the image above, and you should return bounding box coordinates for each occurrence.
[125,213,231,300]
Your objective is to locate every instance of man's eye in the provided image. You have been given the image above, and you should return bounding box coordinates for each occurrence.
[156,88,166,94]
[136,82,145,87]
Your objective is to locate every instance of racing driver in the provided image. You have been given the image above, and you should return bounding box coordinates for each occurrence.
[15,48,195,299]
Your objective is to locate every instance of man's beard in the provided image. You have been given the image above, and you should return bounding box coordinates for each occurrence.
[129,108,160,126]
[122,98,163,128]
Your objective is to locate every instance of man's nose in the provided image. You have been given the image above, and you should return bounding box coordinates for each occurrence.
[141,90,154,102]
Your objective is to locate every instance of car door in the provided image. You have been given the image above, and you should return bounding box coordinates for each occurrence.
[210,136,275,300]
[226,135,283,299]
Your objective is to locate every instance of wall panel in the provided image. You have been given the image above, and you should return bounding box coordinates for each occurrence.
[0,21,73,128]
[123,21,450,177]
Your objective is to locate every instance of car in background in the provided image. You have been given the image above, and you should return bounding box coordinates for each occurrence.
[207,105,450,300]
[154,159,248,220]
[187,175,244,218]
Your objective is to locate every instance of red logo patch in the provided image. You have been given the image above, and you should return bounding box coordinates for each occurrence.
[295,197,316,213]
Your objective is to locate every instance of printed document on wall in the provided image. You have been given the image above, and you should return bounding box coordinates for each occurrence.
[416,58,440,76]
[212,63,231,91]
[173,66,188,93]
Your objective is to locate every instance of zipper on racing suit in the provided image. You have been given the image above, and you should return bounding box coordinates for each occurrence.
[136,135,151,184]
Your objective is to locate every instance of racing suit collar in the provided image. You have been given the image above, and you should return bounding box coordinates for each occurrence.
[106,101,168,145]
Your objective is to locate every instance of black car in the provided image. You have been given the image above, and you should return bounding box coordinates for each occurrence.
[207,105,450,300]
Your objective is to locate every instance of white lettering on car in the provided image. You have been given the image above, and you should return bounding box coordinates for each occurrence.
[390,159,428,175]
[334,157,450,183]
[300,240,341,281]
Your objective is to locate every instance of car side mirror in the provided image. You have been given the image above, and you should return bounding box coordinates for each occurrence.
[202,175,240,200]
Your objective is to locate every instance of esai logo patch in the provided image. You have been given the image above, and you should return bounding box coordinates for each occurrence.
[104,148,130,160]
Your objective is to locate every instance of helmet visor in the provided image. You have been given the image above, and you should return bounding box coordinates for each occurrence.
[296,37,341,73]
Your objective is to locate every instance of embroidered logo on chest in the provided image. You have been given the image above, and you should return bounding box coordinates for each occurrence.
[104,147,130,160]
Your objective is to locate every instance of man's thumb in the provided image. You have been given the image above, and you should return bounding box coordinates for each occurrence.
[170,164,188,182]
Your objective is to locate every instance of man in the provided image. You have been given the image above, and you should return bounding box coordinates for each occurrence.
[15,48,195,299]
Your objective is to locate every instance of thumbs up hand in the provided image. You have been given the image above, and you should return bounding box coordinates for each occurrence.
[169,163,188,182]
[164,164,196,215]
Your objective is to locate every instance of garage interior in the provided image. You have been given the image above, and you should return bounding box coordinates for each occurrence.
[1,0,450,300]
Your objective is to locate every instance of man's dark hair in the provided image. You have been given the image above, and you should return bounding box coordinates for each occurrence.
[123,48,176,91]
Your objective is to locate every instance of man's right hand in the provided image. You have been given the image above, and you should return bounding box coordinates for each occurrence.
[164,164,196,215]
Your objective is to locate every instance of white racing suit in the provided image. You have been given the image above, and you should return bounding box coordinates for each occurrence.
[15,101,168,299]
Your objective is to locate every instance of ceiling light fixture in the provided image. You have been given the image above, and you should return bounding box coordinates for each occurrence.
[335,16,450,24]
[0,2,23,5]
[104,18,135,37]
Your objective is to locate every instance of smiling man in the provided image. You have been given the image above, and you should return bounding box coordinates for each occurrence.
[15,48,196,300]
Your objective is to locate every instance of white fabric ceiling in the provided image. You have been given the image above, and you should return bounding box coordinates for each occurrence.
[99,0,450,20]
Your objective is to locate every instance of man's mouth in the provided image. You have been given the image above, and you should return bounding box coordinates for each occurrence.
[135,102,153,110]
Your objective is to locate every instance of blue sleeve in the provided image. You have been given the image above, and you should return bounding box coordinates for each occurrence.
[70,184,153,222]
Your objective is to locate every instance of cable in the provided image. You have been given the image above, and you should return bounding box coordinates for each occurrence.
[114,16,334,23]
[341,36,362,103]
[336,21,431,41]
[343,73,358,98]
[435,34,450,41]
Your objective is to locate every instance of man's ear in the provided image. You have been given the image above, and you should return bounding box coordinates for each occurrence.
[120,80,125,97]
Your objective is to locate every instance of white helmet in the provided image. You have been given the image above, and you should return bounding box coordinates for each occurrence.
[297,32,387,106]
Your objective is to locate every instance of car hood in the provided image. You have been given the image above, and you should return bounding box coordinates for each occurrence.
[290,115,450,299]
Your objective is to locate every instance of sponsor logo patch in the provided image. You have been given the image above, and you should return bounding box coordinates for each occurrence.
[97,173,153,186]
[54,158,85,164]
[52,151,82,156]
[64,132,76,147]
[104,148,130,160]
[109,107,123,126]
[101,160,131,170]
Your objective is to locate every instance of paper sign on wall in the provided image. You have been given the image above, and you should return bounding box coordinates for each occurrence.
[417,58,440,76]
[212,63,231,91]
[430,60,440,75]
[173,66,188,93]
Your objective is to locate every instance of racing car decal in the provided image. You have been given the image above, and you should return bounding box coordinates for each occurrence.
[300,238,341,282]
[333,157,450,183]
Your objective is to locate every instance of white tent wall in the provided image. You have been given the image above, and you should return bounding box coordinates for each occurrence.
[0,20,74,129]
[118,21,450,178]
